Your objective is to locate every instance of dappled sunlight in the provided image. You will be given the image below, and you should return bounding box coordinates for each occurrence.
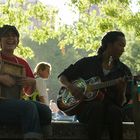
[39,0,79,25]
[130,0,140,13]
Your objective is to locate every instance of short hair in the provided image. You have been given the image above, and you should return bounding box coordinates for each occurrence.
[0,25,19,38]
[34,62,52,75]
[97,31,125,55]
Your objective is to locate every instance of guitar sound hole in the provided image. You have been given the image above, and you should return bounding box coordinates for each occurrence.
[59,87,66,95]
[86,92,93,98]
[67,97,76,105]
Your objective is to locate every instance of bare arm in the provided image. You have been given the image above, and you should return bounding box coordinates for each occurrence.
[39,96,46,104]
[17,77,36,95]
[59,75,84,100]
[18,77,36,86]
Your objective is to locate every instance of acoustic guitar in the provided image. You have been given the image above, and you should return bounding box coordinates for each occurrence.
[57,76,139,116]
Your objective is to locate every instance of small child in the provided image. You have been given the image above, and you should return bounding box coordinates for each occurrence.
[33,61,52,105]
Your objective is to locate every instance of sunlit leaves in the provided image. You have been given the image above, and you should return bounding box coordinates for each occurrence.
[15,43,34,59]
[28,3,49,24]
[96,18,114,32]
[0,0,58,58]
[121,40,140,74]
[62,0,138,53]
[55,0,140,73]
[0,0,140,73]
[30,26,57,44]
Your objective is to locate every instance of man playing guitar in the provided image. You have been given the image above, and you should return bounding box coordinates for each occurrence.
[58,31,132,140]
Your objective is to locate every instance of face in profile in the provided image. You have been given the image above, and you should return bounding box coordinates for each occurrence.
[110,36,126,59]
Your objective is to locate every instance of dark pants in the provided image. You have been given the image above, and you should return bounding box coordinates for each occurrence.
[0,99,52,139]
[122,105,134,122]
[76,99,123,140]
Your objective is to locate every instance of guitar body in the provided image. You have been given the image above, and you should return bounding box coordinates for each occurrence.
[57,77,102,116]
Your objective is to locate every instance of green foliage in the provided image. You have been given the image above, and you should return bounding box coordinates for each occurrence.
[121,40,140,74]
[0,0,58,58]
[14,43,34,59]
[0,0,140,74]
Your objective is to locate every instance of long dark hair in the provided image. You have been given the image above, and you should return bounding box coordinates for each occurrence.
[97,31,125,55]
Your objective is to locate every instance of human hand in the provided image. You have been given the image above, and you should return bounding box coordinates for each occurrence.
[0,74,16,87]
[116,77,127,105]
[68,84,85,101]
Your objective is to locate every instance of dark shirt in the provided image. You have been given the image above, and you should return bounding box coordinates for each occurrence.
[58,55,132,105]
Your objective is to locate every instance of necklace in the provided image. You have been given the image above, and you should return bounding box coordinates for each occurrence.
[108,56,113,67]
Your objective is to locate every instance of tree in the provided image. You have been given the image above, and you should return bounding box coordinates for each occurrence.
[0,0,58,58]
[0,0,140,73]
[57,0,140,73]
[57,0,140,50]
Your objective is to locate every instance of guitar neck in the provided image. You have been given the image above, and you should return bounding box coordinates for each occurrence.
[87,78,119,91]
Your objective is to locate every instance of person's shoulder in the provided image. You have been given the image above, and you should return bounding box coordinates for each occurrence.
[15,56,28,64]
[119,61,130,69]
[36,77,44,84]
[119,61,131,73]
[75,56,98,67]
[78,55,98,62]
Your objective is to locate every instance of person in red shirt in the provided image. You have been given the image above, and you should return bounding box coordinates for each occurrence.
[0,25,51,140]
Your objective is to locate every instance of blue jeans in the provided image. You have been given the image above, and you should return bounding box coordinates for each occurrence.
[0,99,52,139]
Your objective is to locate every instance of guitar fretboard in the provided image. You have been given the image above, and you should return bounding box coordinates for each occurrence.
[88,78,119,91]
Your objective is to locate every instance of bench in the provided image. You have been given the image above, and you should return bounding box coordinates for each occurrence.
[0,83,139,140]
[47,121,136,140]
[0,121,136,140]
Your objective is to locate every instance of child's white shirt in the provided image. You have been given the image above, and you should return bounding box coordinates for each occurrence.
[36,77,49,105]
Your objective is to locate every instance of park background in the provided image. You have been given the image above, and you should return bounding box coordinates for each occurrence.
[0,0,140,101]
